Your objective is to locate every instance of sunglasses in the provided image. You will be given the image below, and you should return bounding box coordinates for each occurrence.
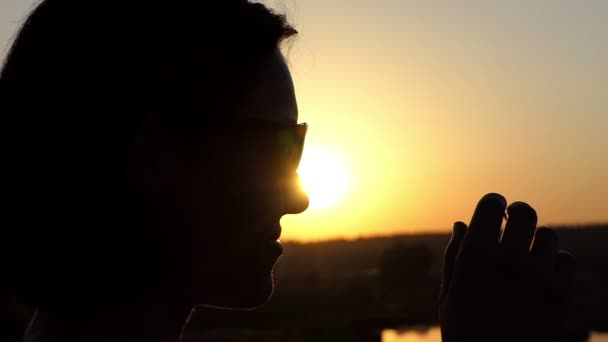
[201,119,308,171]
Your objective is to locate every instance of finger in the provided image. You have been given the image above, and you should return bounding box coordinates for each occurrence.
[466,193,507,248]
[555,250,576,305]
[530,227,559,270]
[500,202,538,257]
[441,221,467,298]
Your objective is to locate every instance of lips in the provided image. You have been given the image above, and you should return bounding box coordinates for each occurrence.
[269,222,282,241]
[239,219,283,252]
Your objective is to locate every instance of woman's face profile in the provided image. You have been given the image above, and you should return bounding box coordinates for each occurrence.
[129,50,309,309]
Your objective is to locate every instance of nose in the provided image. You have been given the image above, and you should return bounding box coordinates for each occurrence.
[282,172,309,214]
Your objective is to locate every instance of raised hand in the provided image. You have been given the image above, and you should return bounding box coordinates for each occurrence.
[440,193,576,342]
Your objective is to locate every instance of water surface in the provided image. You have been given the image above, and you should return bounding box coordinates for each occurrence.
[382,327,608,342]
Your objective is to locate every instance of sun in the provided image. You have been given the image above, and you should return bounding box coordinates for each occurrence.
[297,146,350,210]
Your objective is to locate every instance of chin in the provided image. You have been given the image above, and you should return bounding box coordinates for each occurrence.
[198,272,276,310]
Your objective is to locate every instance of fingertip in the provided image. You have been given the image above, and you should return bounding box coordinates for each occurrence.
[557,249,575,260]
[473,193,508,223]
[480,193,507,209]
[452,221,467,237]
[507,201,538,223]
[536,226,556,234]
[534,227,558,245]
[467,193,506,244]
[556,250,576,272]
[530,227,559,267]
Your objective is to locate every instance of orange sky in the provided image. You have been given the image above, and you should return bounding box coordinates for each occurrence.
[2,1,607,241]
[273,0,608,241]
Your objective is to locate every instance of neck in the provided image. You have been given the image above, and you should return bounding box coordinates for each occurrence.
[23,289,193,342]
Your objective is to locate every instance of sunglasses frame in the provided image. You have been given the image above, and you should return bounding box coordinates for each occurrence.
[199,119,308,170]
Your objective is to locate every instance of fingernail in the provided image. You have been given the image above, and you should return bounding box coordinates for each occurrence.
[507,201,538,221]
[480,193,507,208]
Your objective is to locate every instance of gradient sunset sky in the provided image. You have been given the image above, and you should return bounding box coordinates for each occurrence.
[2,0,606,241]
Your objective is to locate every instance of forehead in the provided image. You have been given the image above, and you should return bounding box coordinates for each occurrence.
[237,50,298,124]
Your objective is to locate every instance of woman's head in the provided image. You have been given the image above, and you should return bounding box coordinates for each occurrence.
[2,0,308,310]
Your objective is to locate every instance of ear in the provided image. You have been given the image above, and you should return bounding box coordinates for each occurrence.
[127,112,178,197]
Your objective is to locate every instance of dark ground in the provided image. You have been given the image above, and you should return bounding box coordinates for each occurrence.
[3,225,607,341]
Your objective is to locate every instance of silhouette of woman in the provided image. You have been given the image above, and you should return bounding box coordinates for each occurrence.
[1,1,574,341]
[3,1,307,341]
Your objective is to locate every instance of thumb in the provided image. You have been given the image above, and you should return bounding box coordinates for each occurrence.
[441,221,467,299]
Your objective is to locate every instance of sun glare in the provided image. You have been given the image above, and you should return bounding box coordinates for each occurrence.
[297,146,350,210]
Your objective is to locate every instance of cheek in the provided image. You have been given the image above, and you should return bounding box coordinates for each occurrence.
[176,151,285,233]
[213,170,283,215]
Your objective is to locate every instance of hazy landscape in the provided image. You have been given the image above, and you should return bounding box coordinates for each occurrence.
[4,224,607,342]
